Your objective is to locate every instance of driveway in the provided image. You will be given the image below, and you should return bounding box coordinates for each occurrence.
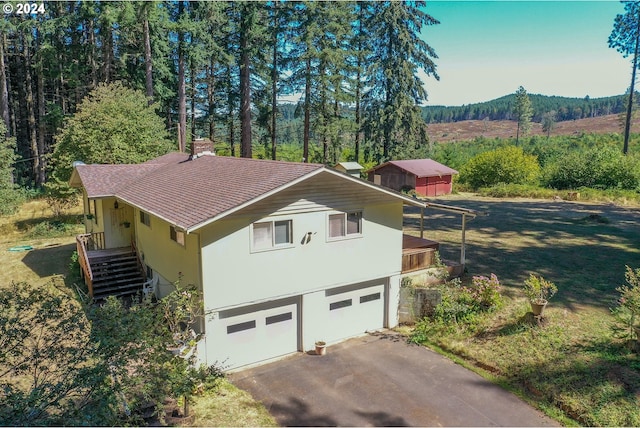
[229,332,559,427]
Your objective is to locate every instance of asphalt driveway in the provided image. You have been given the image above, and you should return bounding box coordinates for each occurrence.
[230,332,560,427]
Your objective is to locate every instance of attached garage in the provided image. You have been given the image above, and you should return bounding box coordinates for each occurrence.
[321,281,386,344]
[210,297,300,369]
[209,279,389,370]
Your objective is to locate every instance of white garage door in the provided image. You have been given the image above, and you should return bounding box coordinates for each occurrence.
[322,280,386,344]
[210,297,299,370]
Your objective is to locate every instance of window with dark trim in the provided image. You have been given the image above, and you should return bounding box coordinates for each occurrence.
[139,211,151,227]
[170,226,185,246]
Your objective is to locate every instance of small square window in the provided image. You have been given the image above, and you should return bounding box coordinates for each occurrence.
[139,211,151,227]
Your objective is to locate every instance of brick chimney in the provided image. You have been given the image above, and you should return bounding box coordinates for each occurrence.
[190,138,215,159]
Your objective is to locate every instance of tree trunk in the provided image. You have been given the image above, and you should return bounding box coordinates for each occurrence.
[23,33,40,187]
[102,18,113,83]
[0,32,10,136]
[143,14,154,104]
[87,18,97,90]
[303,57,311,163]
[36,31,46,186]
[239,13,252,159]
[190,60,196,139]
[207,58,216,142]
[177,1,187,152]
[270,3,278,160]
[354,10,363,163]
[226,65,235,157]
[623,13,640,155]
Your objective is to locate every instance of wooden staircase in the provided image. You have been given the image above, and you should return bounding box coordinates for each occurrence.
[88,248,146,300]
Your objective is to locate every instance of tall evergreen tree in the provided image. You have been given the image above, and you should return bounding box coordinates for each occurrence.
[514,86,533,144]
[609,0,640,154]
[363,1,439,162]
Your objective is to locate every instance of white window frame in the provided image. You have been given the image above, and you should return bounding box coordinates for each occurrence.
[170,226,185,247]
[250,219,294,252]
[327,210,363,241]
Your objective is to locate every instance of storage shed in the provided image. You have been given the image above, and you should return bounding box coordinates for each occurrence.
[334,162,364,178]
[366,159,458,197]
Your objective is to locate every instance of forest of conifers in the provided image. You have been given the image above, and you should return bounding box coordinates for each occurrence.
[421,93,628,123]
[1,1,442,188]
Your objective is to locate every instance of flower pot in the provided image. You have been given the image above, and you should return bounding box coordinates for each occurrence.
[315,341,327,356]
[530,300,547,316]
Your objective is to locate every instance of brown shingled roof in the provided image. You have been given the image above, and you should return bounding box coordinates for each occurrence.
[73,154,324,231]
[72,164,164,198]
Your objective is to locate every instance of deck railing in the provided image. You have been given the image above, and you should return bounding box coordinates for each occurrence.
[76,234,94,297]
[401,247,437,273]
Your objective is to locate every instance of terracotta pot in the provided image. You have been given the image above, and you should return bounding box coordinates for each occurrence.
[315,342,327,356]
[530,300,547,316]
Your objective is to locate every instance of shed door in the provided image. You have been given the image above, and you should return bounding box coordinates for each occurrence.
[210,298,299,369]
[321,281,385,344]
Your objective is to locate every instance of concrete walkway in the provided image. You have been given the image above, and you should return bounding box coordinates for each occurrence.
[230,332,560,427]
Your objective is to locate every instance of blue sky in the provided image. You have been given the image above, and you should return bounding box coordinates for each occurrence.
[421,1,631,106]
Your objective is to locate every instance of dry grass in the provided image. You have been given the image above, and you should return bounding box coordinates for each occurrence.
[426,114,634,143]
[0,199,84,288]
[187,379,277,427]
[405,194,640,426]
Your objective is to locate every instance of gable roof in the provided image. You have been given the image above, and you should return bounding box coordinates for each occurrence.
[335,162,363,170]
[367,159,458,178]
[71,153,423,232]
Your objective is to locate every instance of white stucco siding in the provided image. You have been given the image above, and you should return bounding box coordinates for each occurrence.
[200,200,403,311]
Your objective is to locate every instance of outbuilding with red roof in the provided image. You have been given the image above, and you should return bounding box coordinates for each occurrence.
[367,159,458,197]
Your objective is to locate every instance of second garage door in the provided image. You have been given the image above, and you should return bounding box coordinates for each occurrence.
[321,280,386,344]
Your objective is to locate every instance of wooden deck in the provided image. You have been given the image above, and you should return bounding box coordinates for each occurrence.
[402,234,440,273]
[87,247,132,261]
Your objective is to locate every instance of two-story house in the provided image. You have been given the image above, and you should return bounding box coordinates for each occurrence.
[70,144,438,370]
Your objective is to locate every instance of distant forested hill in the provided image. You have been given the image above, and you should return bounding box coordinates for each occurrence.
[422,94,627,123]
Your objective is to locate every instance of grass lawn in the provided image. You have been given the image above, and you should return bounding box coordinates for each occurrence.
[404,193,640,426]
[0,199,276,427]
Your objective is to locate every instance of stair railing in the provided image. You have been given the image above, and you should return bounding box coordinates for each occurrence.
[76,234,94,297]
[130,239,147,281]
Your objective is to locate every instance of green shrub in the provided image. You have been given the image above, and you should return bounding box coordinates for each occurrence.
[28,221,75,238]
[466,274,503,310]
[477,183,557,199]
[410,274,504,343]
[543,145,640,190]
[459,146,540,189]
[0,186,25,215]
[611,266,640,342]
